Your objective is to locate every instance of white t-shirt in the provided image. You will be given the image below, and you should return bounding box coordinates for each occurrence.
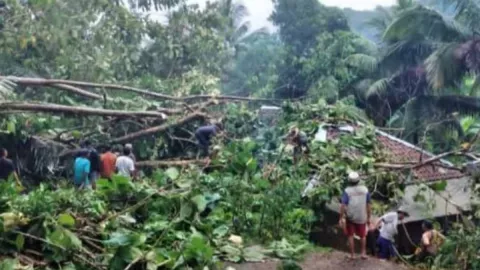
[115,156,135,177]
[379,212,399,241]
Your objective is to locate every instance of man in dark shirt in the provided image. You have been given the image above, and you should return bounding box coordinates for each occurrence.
[195,123,222,157]
[84,141,101,189]
[0,148,21,185]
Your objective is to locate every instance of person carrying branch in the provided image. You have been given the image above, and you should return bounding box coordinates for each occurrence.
[285,127,309,163]
[374,208,409,260]
[339,171,371,260]
[195,123,223,158]
[0,148,22,187]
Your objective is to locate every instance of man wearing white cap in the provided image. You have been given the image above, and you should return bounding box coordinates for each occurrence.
[124,143,136,162]
[339,171,371,259]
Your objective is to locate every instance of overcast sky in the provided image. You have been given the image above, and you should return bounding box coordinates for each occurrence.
[149,0,397,30]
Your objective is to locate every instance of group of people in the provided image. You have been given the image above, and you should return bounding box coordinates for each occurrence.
[73,141,136,189]
[339,171,445,261]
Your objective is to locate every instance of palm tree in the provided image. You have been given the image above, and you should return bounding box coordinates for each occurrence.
[347,0,480,147]
[217,0,267,55]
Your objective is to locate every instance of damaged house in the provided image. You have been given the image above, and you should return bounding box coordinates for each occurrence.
[308,123,472,254]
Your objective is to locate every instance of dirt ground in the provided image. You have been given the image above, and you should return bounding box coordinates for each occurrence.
[226,251,413,270]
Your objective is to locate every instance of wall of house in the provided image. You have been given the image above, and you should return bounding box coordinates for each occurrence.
[401,177,471,224]
[310,208,461,256]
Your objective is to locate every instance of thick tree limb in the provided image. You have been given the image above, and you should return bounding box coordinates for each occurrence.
[136,159,208,168]
[411,151,458,169]
[374,162,462,171]
[2,76,103,100]
[0,102,168,119]
[53,83,103,100]
[111,112,207,144]
[374,150,464,171]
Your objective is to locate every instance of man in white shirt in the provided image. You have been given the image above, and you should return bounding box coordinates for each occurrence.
[375,208,409,260]
[115,147,135,179]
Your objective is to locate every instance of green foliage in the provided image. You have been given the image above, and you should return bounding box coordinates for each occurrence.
[271,0,355,98]
[223,33,283,97]
[433,224,480,270]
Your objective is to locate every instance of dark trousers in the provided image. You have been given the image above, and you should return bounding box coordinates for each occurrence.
[195,132,210,157]
[377,236,395,259]
[367,230,378,256]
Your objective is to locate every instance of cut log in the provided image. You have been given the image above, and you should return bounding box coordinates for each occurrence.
[111,112,207,144]
[0,102,168,119]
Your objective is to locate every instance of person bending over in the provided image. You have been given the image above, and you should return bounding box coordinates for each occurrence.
[195,123,222,157]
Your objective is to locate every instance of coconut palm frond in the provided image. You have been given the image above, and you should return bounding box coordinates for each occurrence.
[383,5,470,43]
[365,11,392,36]
[401,95,470,143]
[366,78,391,99]
[351,78,374,106]
[425,42,463,90]
[441,0,480,31]
[232,22,250,42]
[344,54,378,75]
[380,39,439,72]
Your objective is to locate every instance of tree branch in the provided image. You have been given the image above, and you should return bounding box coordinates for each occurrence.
[111,112,207,144]
[374,150,465,171]
[53,83,103,100]
[0,102,167,119]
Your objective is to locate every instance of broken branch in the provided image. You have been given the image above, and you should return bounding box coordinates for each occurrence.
[111,112,207,144]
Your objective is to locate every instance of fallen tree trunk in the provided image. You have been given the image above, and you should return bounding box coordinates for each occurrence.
[0,102,168,119]
[111,112,208,144]
[136,159,208,168]
[1,76,285,103]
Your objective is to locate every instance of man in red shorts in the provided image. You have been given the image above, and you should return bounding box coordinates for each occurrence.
[339,171,371,259]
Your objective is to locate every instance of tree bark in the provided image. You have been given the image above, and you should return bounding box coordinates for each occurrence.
[111,112,207,144]
[0,102,168,119]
